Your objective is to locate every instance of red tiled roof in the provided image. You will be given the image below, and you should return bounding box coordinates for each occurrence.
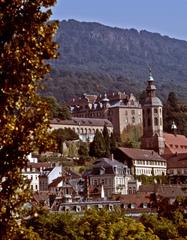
[167,153,187,169]
[119,192,151,206]
[164,133,187,155]
[118,147,166,162]
[27,162,52,169]
[139,184,187,198]
[156,184,187,198]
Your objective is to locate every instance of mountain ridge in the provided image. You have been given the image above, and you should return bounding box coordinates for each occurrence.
[45,19,187,102]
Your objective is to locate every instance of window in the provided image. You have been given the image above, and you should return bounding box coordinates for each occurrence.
[132,116,135,124]
[154,117,158,126]
[154,108,158,113]
[131,110,135,115]
[148,118,151,126]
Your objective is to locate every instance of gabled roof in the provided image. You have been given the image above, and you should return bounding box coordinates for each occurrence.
[167,153,187,169]
[164,133,187,154]
[140,184,187,199]
[48,176,62,188]
[119,192,151,207]
[89,158,127,175]
[93,158,125,168]
[118,147,166,162]
[156,184,187,198]
[27,162,52,169]
[51,117,113,127]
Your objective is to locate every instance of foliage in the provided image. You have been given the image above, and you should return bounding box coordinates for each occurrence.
[163,92,187,136]
[109,132,117,154]
[141,214,179,240]
[121,124,143,148]
[136,174,169,185]
[102,124,110,157]
[89,129,106,158]
[89,126,117,158]
[51,128,79,154]
[0,0,58,238]
[43,96,71,120]
[27,212,79,240]
[28,209,159,240]
[78,142,89,163]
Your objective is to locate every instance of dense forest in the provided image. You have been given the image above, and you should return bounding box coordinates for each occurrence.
[43,19,187,102]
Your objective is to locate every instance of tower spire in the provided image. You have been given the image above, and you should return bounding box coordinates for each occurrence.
[146,67,156,98]
[149,67,154,81]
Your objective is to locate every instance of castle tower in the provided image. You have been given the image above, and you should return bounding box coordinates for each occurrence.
[141,69,165,155]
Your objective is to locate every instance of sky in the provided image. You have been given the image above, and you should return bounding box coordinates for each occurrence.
[51,0,187,41]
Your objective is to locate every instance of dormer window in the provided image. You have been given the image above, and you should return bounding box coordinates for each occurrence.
[100,167,105,175]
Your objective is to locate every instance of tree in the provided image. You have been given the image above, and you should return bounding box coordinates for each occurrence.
[51,128,79,154]
[28,209,159,240]
[141,214,179,240]
[43,96,71,120]
[110,132,117,154]
[102,124,110,157]
[163,92,187,136]
[0,1,58,238]
[121,124,143,148]
[89,129,106,158]
[78,142,89,164]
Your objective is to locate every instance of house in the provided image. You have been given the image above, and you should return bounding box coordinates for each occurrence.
[84,157,132,199]
[22,154,52,192]
[164,133,187,157]
[114,147,167,176]
[139,184,187,206]
[50,117,113,142]
[68,92,142,138]
[22,163,40,191]
[42,165,63,185]
[119,192,154,216]
[48,169,83,196]
[167,153,187,183]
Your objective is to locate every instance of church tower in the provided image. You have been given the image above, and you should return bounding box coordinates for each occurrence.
[141,69,165,155]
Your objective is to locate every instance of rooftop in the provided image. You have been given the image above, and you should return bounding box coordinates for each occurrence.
[117,147,166,162]
[51,117,113,127]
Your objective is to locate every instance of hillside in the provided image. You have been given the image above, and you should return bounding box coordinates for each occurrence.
[44,19,187,102]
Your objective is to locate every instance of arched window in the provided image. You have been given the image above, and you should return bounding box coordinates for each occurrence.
[154,117,158,126]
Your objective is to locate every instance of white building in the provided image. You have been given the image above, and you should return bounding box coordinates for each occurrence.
[50,117,113,142]
[86,158,132,198]
[114,147,167,176]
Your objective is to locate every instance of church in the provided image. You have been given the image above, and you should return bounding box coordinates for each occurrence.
[140,69,187,158]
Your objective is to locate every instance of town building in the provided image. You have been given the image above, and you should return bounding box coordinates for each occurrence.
[167,153,187,183]
[141,69,165,155]
[114,147,167,176]
[50,117,113,142]
[68,92,142,138]
[22,154,52,191]
[84,157,132,199]
[164,133,187,157]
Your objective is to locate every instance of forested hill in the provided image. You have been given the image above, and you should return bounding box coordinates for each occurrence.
[45,19,187,102]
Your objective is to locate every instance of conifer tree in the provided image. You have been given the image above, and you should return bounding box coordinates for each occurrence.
[89,129,106,158]
[110,132,117,153]
[102,124,110,157]
[0,0,58,239]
